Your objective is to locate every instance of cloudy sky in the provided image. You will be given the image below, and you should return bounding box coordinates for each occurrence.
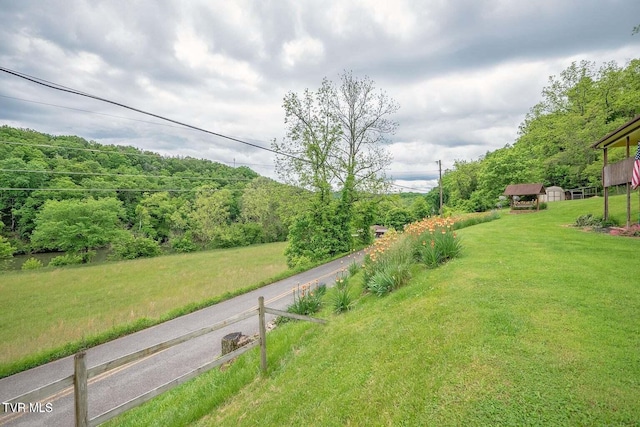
[1,0,639,192]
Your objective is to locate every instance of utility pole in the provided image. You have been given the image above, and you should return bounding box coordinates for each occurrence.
[437,160,443,216]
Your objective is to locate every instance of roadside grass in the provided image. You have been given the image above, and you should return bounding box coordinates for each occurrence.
[108,195,639,425]
[0,242,290,377]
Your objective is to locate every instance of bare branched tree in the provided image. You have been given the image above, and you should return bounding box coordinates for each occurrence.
[273,72,398,197]
[329,71,398,195]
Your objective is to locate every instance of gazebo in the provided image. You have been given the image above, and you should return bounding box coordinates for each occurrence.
[591,114,640,227]
[503,183,546,212]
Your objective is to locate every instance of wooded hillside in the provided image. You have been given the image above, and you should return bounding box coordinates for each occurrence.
[0,126,313,260]
[430,59,640,212]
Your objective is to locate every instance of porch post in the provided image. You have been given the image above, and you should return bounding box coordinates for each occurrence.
[603,147,609,220]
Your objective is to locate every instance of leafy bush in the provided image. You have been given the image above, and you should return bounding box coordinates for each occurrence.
[170,231,198,253]
[413,231,462,268]
[49,254,84,267]
[21,257,43,270]
[0,235,15,271]
[110,234,162,260]
[574,214,607,227]
[284,204,350,268]
[287,255,313,271]
[415,240,440,268]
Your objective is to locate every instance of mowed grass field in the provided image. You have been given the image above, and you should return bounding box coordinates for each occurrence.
[0,242,289,374]
[108,195,640,426]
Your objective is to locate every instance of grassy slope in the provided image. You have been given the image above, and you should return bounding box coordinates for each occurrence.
[207,197,639,425]
[110,195,639,426]
[0,242,288,370]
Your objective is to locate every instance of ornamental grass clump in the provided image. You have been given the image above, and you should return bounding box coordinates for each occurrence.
[331,274,353,313]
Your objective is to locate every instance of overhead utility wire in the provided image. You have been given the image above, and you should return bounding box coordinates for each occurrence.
[0,67,415,192]
[0,94,187,130]
[0,168,256,182]
[0,187,206,193]
[1,140,166,158]
[0,66,307,163]
[0,140,269,169]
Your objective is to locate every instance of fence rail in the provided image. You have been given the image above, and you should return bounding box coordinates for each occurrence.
[1,297,326,427]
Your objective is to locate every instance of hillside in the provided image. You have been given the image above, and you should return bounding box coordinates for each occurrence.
[0,126,311,259]
[430,59,640,212]
[107,195,640,426]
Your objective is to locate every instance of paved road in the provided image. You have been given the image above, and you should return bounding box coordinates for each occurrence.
[0,252,363,426]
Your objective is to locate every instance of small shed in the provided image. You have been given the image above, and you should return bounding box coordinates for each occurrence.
[503,183,546,212]
[545,186,565,202]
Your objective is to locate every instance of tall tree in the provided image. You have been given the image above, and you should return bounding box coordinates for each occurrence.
[273,72,397,265]
[31,198,126,253]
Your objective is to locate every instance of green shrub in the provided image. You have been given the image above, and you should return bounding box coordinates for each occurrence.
[0,236,15,271]
[49,254,84,267]
[21,257,43,270]
[411,229,462,269]
[110,234,162,260]
[574,214,603,227]
[287,255,312,271]
[170,232,198,253]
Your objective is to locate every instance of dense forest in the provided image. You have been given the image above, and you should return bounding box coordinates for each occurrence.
[0,126,429,268]
[428,59,640,212]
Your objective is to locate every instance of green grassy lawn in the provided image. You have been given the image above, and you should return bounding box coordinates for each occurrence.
[0,242,289,375]
[108,195,640,426]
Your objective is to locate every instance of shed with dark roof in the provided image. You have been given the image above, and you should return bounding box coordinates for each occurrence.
[503,183,546,212]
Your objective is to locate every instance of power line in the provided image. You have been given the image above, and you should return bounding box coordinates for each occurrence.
[1,141,421,192]
[0,94,186,130]
[1,140,167,158]
[0,187,208,193]
[0,140,261,170]
[0,168,256,182]
[1,67,422,194]
[0,66,307,163]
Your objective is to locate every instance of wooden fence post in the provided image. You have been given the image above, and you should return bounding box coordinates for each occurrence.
[258,296,267,375]
[74,351,88,427]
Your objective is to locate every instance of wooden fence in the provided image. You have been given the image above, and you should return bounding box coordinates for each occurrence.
[2,296,326,427]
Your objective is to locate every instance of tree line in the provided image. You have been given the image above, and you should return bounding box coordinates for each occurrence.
[0,123,430,268]
[429,59,640,212]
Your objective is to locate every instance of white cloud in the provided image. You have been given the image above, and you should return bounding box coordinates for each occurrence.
[281,37,325,68]
[173,26,262,87]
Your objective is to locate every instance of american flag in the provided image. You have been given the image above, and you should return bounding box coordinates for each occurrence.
[633,143,640,190]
